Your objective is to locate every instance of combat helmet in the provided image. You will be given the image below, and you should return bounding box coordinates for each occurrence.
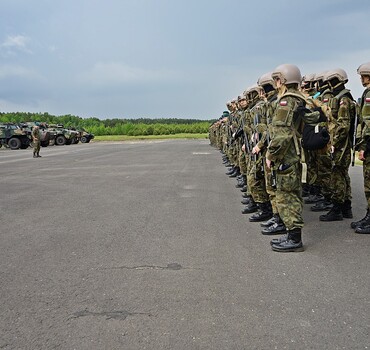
[272,64,302,85]
[357,61,370,76]
[245,84,263,103]
[301,73,316,91]
[323,68,348,84]
[257,72,276,94]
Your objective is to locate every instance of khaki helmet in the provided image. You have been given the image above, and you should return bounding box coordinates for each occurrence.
[238,94,246,101]
[257,72,274,87]
[272,64,302,85]
[301,73,316,90]
[245,84,262,102]
[357,61,370,76]
[323,68,348,83]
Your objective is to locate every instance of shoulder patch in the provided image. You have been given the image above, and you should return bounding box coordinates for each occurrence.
[340,100,344,105]
[280,100,288,106]
[323,98,329,103]
[365,97,370,103]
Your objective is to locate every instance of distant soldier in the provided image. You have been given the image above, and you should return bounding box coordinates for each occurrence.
[351,61,370,234]
[32,125,42,158]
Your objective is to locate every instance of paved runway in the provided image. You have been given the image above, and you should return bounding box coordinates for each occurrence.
[0,140,369,349]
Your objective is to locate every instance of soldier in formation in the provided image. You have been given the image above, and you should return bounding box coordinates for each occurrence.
[209,62,370,253]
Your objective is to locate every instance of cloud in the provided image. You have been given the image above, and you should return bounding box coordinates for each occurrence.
[78,62,181,87]
[1,35,32,55]
[0,64,43,80]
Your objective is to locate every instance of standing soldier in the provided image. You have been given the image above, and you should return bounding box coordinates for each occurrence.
[351,61,370,234]
[31,125,42,158]
[257,72,287,235]
[319,69,355,222]
[266,64,320,252]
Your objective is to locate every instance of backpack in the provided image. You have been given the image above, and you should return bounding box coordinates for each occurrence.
[281,92,330,151]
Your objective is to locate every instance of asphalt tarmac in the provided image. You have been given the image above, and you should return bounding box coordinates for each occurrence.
[0,140,369,350]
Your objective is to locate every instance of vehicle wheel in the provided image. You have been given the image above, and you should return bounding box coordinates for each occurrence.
[8,138,21,150]
[81,136,87,143]
[55,135,66,145]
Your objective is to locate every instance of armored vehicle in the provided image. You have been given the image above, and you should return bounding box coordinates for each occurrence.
[20,122,55,147]
[0,123,31,149]
[47,124,78,145]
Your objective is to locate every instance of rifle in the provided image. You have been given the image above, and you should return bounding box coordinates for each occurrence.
[252,112,264,179]
[351,99,359,166]
[240,114,251,154]
[265,125,276,189]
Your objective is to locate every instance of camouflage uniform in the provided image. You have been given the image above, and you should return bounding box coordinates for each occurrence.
[32,127,41,158]
[319,87,355,221]
[266,88,306,231]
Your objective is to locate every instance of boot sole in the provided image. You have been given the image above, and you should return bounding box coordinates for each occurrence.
[271,246,304,252]
[261,229,287,235]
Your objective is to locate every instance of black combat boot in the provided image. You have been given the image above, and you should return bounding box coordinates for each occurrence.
[351,208,370,229]
[260,214,278,227]
[241,198,258,214]
[310,199,333,212]
[319,202,343,221]
[261,214,287,235]
[226,166,235,175]
[241,195,252,205]
[229,167,240,178]
[249,202,273,222]
[355,223,370,234]
[304,185,323,204]
[271,228,304,252]
[240,185,248,193]
[235,175,246,188]
[342,200,353,219]
[270,233,288,246]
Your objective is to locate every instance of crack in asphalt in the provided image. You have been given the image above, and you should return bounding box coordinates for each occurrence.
[101,263,200,271]
[71,310,152,321]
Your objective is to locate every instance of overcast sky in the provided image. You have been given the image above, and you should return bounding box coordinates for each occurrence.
[0,0,369,120]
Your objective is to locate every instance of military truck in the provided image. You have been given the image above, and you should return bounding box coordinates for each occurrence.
[0,123,31,149]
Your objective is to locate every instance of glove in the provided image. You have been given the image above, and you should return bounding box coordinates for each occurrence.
[296,105,311,115]
[313,107,327,122]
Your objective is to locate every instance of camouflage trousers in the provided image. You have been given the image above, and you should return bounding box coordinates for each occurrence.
[247,155,269,203]
[238,149,248,175]
[315,149,333,199]
[363,156,370,208]
[275,161,303,230]
[264,159,277,214]
[33,141,40,156]
[304,149,318,186]
[329,148,351,204]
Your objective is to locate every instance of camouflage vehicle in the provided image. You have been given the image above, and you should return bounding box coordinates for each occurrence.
[80,129,94,143]
[20,122,55,147]
[0,123,31,149]
[46,124,78,145]
[70,127,94,143]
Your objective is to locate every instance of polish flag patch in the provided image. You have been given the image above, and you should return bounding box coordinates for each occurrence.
[340,100,344,105]
[323,98,329,103]
[365,97,370,103]
[280,100,288,106]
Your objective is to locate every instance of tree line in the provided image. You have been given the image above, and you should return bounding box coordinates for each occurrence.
[0,112,214,136]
